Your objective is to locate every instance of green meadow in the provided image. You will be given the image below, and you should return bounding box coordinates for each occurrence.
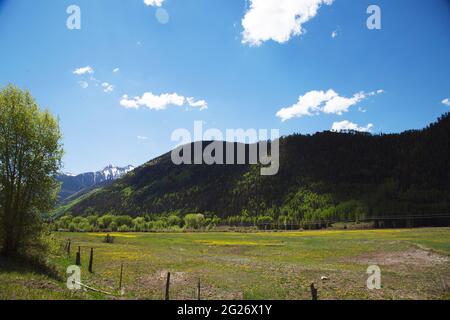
[1,228,449,300]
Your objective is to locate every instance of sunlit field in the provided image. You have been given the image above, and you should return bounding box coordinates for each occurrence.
[1,228,449,300]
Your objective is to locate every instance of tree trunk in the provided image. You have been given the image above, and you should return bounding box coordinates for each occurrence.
[1,213,22,257]
[2,234,18,257]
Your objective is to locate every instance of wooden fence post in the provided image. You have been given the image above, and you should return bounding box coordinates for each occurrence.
[119,263,124,292]
[75,246,81,266]
[165,272,171,300]
[88,248,94,273]
[67,240,71,256]
[310,283,318,300]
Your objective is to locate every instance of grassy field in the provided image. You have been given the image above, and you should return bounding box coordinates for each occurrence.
[1,228,449,300]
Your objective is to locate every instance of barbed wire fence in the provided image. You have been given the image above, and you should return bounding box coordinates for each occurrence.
[218,213,450,230]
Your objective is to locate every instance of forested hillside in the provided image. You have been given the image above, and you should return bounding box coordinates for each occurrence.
[57,113,450,228]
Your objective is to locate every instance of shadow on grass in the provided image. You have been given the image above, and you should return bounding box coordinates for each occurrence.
[0,254,63,281]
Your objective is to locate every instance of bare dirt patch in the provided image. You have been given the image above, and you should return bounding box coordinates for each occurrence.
[134,270,243,300]
[136,270,187,289]
[351,247,448,267]
[23,279,62,292]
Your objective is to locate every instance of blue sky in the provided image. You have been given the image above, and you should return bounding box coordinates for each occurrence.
[0,0,449,173]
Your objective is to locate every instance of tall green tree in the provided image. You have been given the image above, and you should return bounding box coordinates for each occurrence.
[0,85,63,256]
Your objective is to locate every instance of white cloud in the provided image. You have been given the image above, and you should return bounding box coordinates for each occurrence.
[137,136,149,140]
[138,92,185,110]
[144,0,164,7]
[113,68,120,73]
[187,97,208,111]
[322,92,366,115]
[442,98,450,106]
[73,66,94,75]
[331,120,374,133]
[276,90,336,120]
[241,0,334,46]
[120,92,208,111]
[78,81,89,89]
[276,89,383,122]
[120,95,139,108]
[73,67,116,93]
[331,30,338,38]
[101,82,114,93]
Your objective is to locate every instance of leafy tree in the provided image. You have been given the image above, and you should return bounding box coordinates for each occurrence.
[114,215,133,227]
[257,216,273,228]
[57,215,72,230]
[117,224,130,232]
[0,85,63,256]
[74,217,91,232]
[167,215,182,227]
[86,215,99,227]
[132,217,146,231]
[184,214,205,229]
[210,216,221,228]
[97,214,114,229]
[109,221,118,231]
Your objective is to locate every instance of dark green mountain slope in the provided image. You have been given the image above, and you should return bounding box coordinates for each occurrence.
[59,113,450,226]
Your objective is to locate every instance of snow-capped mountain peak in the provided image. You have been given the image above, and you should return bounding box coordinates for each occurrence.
[57,164,136,201]
[62,171,77,177]
[99,165,135,180]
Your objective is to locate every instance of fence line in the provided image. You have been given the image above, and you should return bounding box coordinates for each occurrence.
[221,213,450,229]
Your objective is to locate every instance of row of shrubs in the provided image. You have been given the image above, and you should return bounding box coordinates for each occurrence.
[52,213,221,232]
[52,212,346,232]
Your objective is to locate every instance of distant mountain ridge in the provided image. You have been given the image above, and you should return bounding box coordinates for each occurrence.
[57,165,135,201]
[56,113,450,227]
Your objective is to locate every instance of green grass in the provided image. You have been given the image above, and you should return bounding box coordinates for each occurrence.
[51,189,99,218]
[1,228,449,300]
